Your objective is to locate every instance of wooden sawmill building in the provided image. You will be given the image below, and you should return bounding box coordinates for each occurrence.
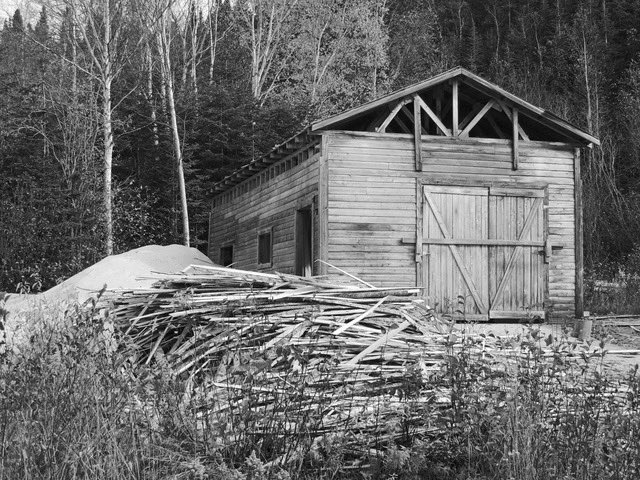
[208,67,599,322]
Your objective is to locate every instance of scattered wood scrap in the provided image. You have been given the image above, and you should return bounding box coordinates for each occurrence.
[110,265,451,463]
[107,265,634,468]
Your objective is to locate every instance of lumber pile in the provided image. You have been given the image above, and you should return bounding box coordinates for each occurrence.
[108,265,632,469]
[110,265,453,464]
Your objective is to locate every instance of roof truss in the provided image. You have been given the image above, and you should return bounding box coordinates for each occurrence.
[213,68,599,196]
[367,85,528,143]
[312,67,599,147]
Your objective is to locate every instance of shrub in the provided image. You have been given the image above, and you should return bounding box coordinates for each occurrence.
[585,246,640,315]
[2,303,640,479]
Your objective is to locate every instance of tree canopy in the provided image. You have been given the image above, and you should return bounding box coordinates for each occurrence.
[1,0,638,292]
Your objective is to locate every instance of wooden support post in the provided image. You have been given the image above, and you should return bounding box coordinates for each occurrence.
[575,316,592,340]
[415,182,424,293]
[497,100,530,141]
[207,210,214,259]
[413,96,422,171]
[512,108,519,170]
[574,147,584,319]
[435,90,442,135]
[452,80,459,136]
[318,134,329,276]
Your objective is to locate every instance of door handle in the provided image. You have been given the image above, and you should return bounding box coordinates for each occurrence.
[545,238,552,263]
[541,239,564,264]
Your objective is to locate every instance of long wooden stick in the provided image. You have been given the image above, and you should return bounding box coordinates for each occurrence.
[333,297,388,335]
[315,260,376,288]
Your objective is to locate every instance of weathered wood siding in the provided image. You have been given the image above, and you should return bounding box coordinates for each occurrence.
[323,131,577,320]
[209,155,320,273]
[324,132,417,288]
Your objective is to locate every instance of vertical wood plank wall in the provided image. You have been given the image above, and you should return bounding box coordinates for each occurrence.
[323,131,577,320]
[209,155,320,273]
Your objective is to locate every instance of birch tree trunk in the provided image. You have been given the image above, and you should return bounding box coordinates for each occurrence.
[145,41,160,163]
[70,18,77,97]
[102,0,114,255]
[242,0,299,104]
[159,13,190,246]
[208,0,219,85]
[65,0,130,256]
[189,4,199,96]
[103,74,114,255]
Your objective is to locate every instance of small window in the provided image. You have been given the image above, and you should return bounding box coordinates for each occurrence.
[257,230,272,266]
[219,245,234,267]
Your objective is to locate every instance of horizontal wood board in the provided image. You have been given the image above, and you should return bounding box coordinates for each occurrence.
[209,155,320,273]
[324,132,577,319]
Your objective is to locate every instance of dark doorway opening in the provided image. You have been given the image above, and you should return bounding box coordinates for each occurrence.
[219,245,234,267]
[257,230,272,266]
[295,207,313,277]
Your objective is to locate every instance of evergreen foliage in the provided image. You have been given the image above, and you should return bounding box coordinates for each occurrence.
[1,0,639,291]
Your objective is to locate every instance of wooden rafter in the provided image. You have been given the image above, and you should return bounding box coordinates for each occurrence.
[496,100,530,141]
[376,97,412,133]
[485,111,507,139]
[312,67,599,146]
[456,91,508,139]
[393,110,412,134]
[462,74,597,145]
[367,109,390,132]
[417,97,451,136]
[459,103,483,130]
[400,105,424,133]
[459,100,495,138]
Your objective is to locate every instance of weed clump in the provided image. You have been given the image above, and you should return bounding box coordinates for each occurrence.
[2,298,640,479]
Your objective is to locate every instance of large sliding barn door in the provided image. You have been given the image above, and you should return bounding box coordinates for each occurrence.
[423,186,490,320]
[422,185,547,321]
[488,188,546,319]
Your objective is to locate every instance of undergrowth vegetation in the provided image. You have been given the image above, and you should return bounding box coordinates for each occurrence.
[585,245,640,315]
[2,302,640,479]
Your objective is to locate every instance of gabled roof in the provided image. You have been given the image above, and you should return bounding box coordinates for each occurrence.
[212,127,318,193]
[213,67,599,195]
[312,66,599,147]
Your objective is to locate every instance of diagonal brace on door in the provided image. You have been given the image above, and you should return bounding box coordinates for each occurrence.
[423,189,488,314]
[489,197,544,307]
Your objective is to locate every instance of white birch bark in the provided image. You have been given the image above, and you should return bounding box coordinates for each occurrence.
[158,6,190,246]
[62,0,137,255]
[242,0,299,105]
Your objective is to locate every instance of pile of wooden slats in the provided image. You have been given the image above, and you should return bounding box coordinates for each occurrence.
[109,265,456,462]
[108,265,634,468]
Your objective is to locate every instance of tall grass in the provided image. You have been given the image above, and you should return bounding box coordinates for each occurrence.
[2,303,640,479]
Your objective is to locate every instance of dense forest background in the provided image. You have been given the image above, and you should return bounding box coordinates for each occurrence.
[1,0,639,293]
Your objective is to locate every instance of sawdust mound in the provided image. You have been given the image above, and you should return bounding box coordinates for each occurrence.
[41,244,214,305]
[3,245,214,345]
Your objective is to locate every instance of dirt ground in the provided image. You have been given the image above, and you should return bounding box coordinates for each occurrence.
[460,320,640,377]
[3,245,639,378]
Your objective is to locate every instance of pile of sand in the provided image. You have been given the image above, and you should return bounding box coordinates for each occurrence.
[3,245,215,344]
[40,244,214,305]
